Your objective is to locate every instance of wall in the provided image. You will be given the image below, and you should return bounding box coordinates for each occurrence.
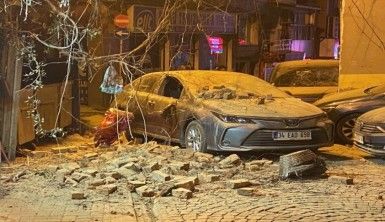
[340,0,385,90]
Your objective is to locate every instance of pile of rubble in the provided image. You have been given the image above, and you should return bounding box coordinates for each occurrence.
[2,139,336,204]
[8,143,281,201]
[197,85,257,100]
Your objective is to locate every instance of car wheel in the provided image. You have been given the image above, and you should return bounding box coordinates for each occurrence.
[185,121,207,152]
[336,113,362,145]
[125,130,144,144]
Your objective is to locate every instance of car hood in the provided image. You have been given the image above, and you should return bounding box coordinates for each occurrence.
[358,107,385,124]
[200,97,324,118]
[313,88,368,106]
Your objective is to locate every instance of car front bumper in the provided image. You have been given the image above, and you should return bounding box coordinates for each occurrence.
[353,131,385,156]
[203,117,334,152]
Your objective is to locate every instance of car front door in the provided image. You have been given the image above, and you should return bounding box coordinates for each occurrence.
[146,75,183,141]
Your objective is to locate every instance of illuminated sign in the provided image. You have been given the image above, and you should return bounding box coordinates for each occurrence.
[207,36,224,54]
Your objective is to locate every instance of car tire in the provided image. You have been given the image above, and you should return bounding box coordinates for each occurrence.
[185,121,207,152]
[336,113,362,145]
[125,130,144,144]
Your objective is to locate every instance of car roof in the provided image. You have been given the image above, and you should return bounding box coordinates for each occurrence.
[271,59,339,81]
[142,70,288,97]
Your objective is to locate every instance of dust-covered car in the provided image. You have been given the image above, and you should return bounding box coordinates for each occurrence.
[314,84,385,144]
[114,70,334,152]
[353,107,385,156]
[269,60,339,103]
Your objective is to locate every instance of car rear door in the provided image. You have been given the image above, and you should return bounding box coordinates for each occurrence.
[116,73,162,135]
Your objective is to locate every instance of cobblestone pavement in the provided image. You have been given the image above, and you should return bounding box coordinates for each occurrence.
[0,175,151,222]
[153,159,385,222]
[1,144,385,222]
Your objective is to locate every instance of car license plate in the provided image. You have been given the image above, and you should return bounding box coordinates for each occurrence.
[353,133,364,144]
[272,131,312,141]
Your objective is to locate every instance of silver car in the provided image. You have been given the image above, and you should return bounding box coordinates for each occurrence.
[114,70,334,152]
[353,107,385,156]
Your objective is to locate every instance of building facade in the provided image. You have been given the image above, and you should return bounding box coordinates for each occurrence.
[339,0,385,90]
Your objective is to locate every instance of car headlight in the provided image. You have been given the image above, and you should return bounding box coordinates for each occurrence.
[213,112,254,124]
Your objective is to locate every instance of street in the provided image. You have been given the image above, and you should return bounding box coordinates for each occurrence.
[1,135,385,222]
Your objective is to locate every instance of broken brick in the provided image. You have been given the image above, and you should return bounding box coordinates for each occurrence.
[237,188,255,196]
[174,176,198,191]
[226,179,251,189]
[89,179,106,187]
[219,154,241,168]
[328,176,354,185]
[127,180,146,191]
[71,172,89,183]
[172,188,193,199]
[136,185,155,197]
[152,170,171,182]
[169,162,190,171]
[99,184,118,195]
[71,192,86,200]
[198,173,220,183]
[142,161,161,173]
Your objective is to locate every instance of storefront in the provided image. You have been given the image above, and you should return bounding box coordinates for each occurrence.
[126,4,236,71]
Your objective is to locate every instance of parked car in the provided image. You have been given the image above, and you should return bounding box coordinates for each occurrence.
[114,70,334,152]
[269,60,339,103]
[353,107,385,156]
[314,84,385,144]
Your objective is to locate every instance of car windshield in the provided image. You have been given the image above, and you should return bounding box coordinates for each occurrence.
[364,85,385,95]
[274,66,339,87]
[177,71,290,99]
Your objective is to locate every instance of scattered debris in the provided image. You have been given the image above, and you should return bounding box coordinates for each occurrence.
[237,187,256,196]
[219,154,241,168]
[71,191,86,200]
[143,161,161,173]
[226,179,251,189]
[51,146,78,154]
[98,184,118,195]
[5,170,27,183]
[127,180,146,191]
[198,173,220,183]
[136,185,156,197]
[172,188,193,199]
[84,152,99,159]
[279,149,326,179]
[328,175,354,185]
[152,170,171,182]
[174,176,198,191]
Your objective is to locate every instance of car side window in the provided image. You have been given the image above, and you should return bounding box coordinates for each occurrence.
[134,74,161,93]
[160,76,184,99]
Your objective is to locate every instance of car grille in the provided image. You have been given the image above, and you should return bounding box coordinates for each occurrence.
[359,123,382,134]
[242,128,329,147]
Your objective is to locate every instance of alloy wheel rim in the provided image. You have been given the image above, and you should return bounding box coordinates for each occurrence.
[341,117,357,140]
[187,127,202,152]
